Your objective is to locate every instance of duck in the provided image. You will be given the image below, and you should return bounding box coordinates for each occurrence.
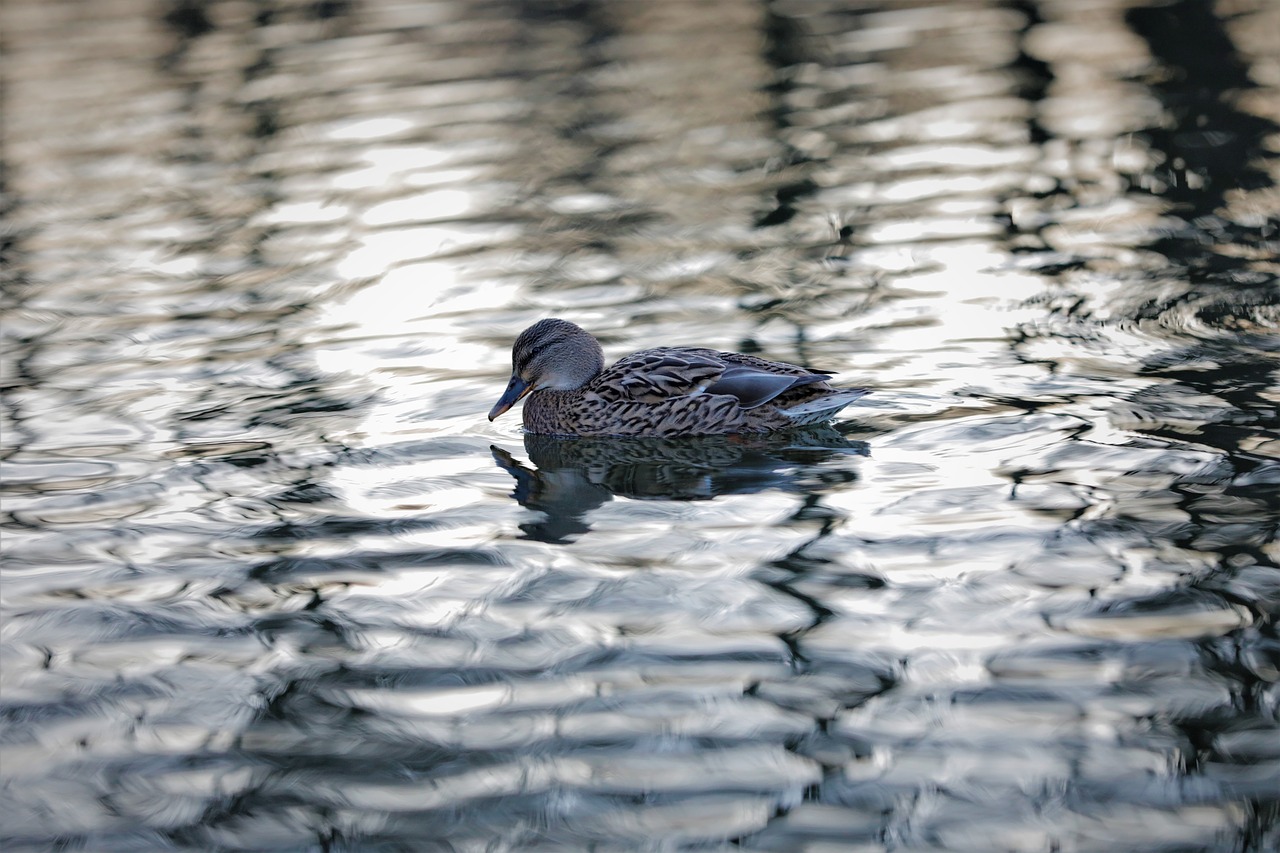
[488,319,868,437]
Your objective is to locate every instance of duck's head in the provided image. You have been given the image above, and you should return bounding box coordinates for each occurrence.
[488,319,605,421]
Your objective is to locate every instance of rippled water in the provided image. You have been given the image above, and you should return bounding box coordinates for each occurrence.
[3,0,1278,850]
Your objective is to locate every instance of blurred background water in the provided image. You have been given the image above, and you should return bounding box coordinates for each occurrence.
[2,0,1278,850]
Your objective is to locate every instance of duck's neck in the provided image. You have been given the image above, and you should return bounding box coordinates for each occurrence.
[540,362,601,392]
[523,388,581,433]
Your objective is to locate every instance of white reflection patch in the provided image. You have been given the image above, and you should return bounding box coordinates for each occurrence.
[327,116,416,141]
[362,188,477,226]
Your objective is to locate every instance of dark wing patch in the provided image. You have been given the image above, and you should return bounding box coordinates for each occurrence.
[705,366,829,409]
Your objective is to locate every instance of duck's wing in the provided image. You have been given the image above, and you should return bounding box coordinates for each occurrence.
[590,349,725,403]
[591,347,834,410]
[704,363,829,409]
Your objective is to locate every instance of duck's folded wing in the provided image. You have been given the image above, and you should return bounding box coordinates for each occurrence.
[591,350,727,403]
[705,365,829,409]
[592,348,831,409]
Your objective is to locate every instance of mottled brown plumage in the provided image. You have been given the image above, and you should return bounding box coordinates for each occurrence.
[488,319,868,437]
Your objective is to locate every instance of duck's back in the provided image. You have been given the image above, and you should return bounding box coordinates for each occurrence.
[522,346,863,437]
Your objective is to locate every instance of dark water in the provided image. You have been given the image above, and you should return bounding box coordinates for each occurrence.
[2,0,1278,850]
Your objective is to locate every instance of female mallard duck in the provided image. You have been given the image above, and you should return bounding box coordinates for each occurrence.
[488,319,868,436]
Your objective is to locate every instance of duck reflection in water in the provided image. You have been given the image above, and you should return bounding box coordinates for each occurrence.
[491,426,869,543]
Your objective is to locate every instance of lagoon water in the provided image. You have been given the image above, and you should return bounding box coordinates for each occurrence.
[2,0,1278,850]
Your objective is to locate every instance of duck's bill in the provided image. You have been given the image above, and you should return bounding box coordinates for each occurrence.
[488,375,532,421]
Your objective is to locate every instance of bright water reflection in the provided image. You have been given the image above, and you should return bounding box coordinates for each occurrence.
[2,0,1278,850]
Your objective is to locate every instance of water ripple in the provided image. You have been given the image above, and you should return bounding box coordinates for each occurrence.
[3,0,1278,850]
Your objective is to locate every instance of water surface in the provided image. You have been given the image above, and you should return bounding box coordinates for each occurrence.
[2,0,1278,850]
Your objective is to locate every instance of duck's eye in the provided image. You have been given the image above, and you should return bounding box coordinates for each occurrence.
[513,351,536,376]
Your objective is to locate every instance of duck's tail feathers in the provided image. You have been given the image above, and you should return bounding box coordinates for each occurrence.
[781,389,870,424]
